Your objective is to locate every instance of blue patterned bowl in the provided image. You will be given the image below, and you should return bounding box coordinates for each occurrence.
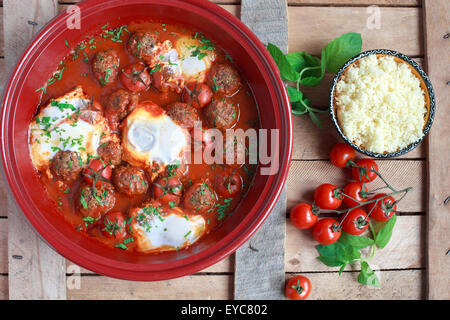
[329,49,435,158]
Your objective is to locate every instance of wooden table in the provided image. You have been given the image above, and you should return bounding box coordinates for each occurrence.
[0,0,448,300]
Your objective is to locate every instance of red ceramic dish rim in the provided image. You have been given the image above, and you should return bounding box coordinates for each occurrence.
[1,0,293,280]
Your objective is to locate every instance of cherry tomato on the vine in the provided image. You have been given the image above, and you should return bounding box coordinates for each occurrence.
[100,211,127,240]
[83,159,112,186]
[341,208,370,235]
[152,176,183,206]
[314,184,343,210]
[343,182,369,208]
[285,275,311,300]
[329,143,356,168]
[312,218,341,245]
[290,203,319,229]
[120,62,151,92]
[351,159,378,183]
[366,193,397,222]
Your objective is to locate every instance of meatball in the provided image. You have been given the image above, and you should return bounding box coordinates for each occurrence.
[166,102,200,129]
[112,165,149,197]
[183,182,216,213]
[92,49,120,86]
[209,64,241,95]
[97,140,122,166]
[76,182,116,219]
[182,82,213,109]
[50,150,83,182]
[105,89,138,129]
[204,99,238,130]
[127,30,159,65]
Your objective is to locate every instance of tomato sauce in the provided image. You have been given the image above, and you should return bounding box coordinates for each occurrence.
[32,21,259,253]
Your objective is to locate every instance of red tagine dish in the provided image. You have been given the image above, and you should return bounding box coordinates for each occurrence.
[1,0,292,281]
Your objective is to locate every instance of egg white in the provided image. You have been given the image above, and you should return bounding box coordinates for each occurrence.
[28,86,111,171]
[122,102,189,169]
[154,36,214,84]
[131,205,206,253]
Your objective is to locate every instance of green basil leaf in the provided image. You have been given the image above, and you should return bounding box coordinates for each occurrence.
[267,43,299,82]
[299,49,326,87]
[292,101,308,115]
[358,261,380,287]
[338,264,346,275]
[309,111,323,129]
[339,232,375,250]
[324,32,362,74]
[375,214,397,249]
[285,52,307,73]
[317,256,344,267]
[316,242,358,265]
[286,86,303,102]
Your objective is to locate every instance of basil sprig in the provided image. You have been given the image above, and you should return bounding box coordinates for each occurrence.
[267,33,362,128]
[316,214,397,287]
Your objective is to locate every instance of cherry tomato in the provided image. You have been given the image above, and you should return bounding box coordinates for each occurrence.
[120,62,151,92]
[343,182,369,208]
[100,211,127,240]
[285,275,311,300]
[152,176,183,206]
[351,159,378,183]
[83,159,112,186]
[290,203,318,229]
[182,82,213,109]
[313,184,343,210]
[329,143,356,168]
[341,208,369,235]
[312,218,341,245]
[366,193,397,222]
[214,171,243,197]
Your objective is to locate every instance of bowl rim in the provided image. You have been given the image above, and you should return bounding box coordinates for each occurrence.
[329,48,436,158]
[0,0,293,280]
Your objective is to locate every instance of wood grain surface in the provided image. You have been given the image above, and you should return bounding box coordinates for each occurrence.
[3,0,66,300]
[0,0,444,300]
[234,0,288,300]
[423,0,450,300]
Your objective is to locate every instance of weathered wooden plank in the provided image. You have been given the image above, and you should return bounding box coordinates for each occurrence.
[289,7,423,56]
[423,0,450,301]
[65,269,423,300]
[56,0,421,6]
[234,0,288,300]
[301,269,424,300]
[4,0,66,300]
[286,215,424,272]
[0,5,424,58]
[0,276,8,300]
[67,275,232,300]
[287,160,425,212]
[287,0,420,5]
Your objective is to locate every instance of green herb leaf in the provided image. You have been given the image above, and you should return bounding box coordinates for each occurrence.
[267,43,299,82]
[324,32,362,74]
[358,261,380,287]
[338,232,375,250]
[285,52,307,73]
[298,50,326,87]
[308,110,323,128]
[374,214,397,249]
[286,86,303,102]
